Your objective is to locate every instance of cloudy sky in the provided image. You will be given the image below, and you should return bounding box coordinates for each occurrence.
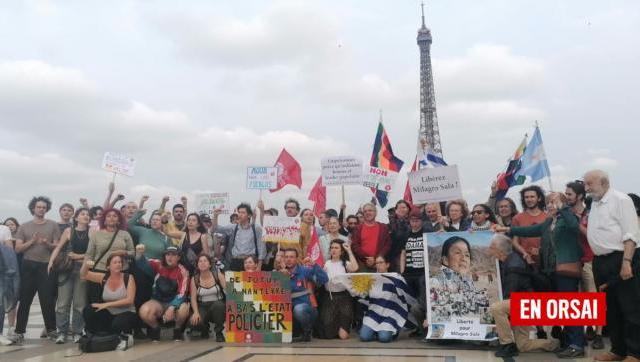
[1,0,638,222]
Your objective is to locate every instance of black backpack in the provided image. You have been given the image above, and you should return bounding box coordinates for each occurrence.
[78,332,120,353]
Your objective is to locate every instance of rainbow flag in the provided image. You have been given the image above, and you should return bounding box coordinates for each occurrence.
[369,122,404,207]
[495,135,527,199]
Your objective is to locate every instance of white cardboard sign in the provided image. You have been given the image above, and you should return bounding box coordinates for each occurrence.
[362,166,398,192]
[408,165,462,204]
[102,152,136,177]
[194,192,231,216]
[321,156,363,186]
[247,167,278,190]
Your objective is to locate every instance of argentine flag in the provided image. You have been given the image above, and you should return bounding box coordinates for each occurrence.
[515,126,551,182]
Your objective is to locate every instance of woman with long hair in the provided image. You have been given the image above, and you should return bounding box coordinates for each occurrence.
[318,240,357,339]
[189,254,226,342]
[85,209,134,272]
[80,254,137,351]
[497,192,584,358]
[47,208,91,343]
[167,213,211,275]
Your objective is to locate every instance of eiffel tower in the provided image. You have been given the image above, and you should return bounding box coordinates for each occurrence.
[417,2,443,158]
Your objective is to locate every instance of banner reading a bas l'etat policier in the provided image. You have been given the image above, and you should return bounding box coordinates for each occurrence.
[225,271,292,343]
[424,231,502,341]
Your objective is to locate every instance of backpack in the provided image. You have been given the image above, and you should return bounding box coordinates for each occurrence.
[224,224,258,266]
[153,275,178,302]
[78,332,120,353]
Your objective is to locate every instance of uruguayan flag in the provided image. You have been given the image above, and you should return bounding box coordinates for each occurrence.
[331,273,417,332]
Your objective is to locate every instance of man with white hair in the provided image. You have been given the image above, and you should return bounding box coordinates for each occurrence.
[584,169,640,362]
[488,233,559,358]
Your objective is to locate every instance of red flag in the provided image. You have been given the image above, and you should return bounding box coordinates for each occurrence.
[404,157,418,205]
[306,226,324,266]
[308,176,326,218]
[270,148,302,193]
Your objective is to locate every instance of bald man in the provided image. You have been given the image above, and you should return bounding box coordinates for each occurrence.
[584,170,640,362]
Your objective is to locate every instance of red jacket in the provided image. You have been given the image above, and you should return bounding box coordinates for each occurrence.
[351,222,391,262]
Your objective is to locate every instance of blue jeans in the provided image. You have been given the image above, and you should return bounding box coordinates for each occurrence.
[555,274,585,349]
[359,325,394,343]
[293,303,317,334]
[56,263,86,335]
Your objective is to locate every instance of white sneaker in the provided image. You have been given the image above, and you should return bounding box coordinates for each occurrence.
[115,339,127,351]
[55,334,66,344]
[0,336,14,346]
[115,334,134,351]
[72,334,82,343]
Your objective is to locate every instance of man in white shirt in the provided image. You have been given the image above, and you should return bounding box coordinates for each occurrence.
[584,170,640,362]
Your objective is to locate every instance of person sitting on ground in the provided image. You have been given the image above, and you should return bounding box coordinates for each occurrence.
[189,254,226,342]
[80,255,137,351]
[279,248,328,342]
[497,192,585,359]
[359,255,414,343]
[136,245,190,342]
[318,240,358,340]
[487,233,559,358]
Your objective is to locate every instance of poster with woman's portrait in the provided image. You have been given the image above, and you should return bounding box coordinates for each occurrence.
[424,231,502,341]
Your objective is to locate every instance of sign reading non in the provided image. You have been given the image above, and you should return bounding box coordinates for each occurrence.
[194,192,230,216]
[408,165,463,204]
[321,156,363,186]
[362,166,398,192]
[102,152,136,177]
[262,216,301,245]
[225,271,292,343]
[247,167,278,190]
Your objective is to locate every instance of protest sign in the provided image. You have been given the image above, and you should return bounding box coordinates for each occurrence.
[262,216,301,245]
[362,166,398,192]
[247,167,278,190]
[101,152,136,177]
[193,192,230,216]
[408,165,462,204]
[321,156,363,186]
[424,231,502,341]
[225,271,292,343]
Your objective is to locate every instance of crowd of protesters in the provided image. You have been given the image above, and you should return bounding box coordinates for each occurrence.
[0,169,639,361]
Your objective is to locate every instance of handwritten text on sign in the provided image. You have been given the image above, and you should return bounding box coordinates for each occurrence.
[194,192,230,216]
[247,167,278,190]
[408,165,462,204]
[102,152,136,177]
[321,156,363,186]
[225,271,292,343]
[262,216,301,245]
[362,166,398,192]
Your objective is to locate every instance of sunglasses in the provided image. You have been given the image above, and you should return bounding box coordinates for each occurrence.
[471,210,485,215]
